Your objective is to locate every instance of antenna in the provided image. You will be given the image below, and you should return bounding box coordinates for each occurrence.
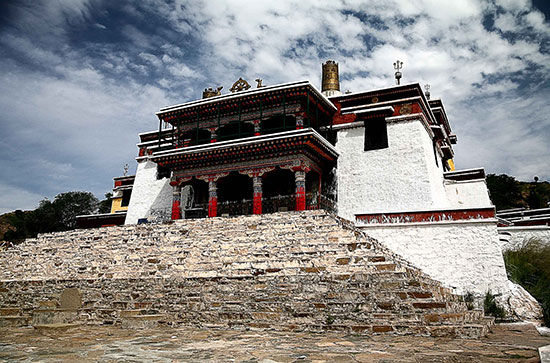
[393,60,403,85]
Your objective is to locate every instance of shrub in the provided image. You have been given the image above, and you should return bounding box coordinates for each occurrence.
[483,290,506,319]
[504,238,550,326]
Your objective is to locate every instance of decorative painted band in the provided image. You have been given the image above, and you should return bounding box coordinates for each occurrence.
[356,207,495,224]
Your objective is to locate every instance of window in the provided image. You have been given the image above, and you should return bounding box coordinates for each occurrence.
[364,118,388,151]
[121,189,131,207]
[433,139,439,167]
[157,165,171,180]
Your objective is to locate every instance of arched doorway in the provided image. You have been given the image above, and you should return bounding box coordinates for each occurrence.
[217,171,253,215]
[262,168,295,213]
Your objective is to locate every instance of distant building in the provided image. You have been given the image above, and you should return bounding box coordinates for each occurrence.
[75,175,134,228]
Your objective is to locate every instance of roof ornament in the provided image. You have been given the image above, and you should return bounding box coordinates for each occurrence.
[229,77,251,93]
[202,86,223,99]
[424,84,431,100]
[123,163,129,177]
[393,59,403,85]
[255,78,264,88]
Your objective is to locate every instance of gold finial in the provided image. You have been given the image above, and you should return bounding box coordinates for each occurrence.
[322,60,340,93]
[255,78,264,88]
[229,78,251,93]
[202,86,223,99]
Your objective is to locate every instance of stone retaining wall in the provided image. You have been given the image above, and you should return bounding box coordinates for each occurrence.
[0,211,491,337]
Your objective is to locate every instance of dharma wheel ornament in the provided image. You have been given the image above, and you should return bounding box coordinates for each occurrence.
[229,78,251,93]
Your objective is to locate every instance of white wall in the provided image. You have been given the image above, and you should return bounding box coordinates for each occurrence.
[498,226,550,251]
[445,179,493,209]
[335,119,448,221]
[360,220,509,295]
[125,159,172,224]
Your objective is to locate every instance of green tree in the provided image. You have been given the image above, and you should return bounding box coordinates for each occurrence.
[98,192,113,214]
[51,191,99,229]
[486,174,524,210]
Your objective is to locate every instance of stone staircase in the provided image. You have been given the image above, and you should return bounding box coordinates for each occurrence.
[0,210,492,337]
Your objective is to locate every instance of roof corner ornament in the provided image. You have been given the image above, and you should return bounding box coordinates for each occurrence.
[424,84,431,100]
[123,163,129,177]
[203,86,223,99]
[255,78,264,88]
[229,78,251,93]
[393,60,403,85]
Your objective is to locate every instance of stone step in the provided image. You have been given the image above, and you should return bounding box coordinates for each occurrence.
[0,316,29,327]
[33,323,80,333]
[0,307,21,316]
[32,309,79,325]
[121,314,165,329]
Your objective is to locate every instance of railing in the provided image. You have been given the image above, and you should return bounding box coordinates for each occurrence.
[179,193,336,219]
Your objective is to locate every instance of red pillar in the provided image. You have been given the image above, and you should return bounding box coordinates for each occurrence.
[253,176,262,215]
[171,182,182,220]
[295,170,306,211]
[208,180,217,217]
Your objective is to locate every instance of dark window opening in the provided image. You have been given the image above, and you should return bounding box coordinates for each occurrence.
[364,118,388,151]
[433,140,439,167]
[261,114,296,135]
[180,128,210,146]
[218,122,254,142]
[218,171,253,202]
[263,168,295,198]
[121,189,132,207]
[157,165,171,180]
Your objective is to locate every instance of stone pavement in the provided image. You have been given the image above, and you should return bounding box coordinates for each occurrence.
[0,323,548,362]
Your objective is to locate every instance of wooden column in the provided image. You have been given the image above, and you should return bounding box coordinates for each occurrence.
[295,170,306,211]
[253,176,262,215]
[296,114,304,130]
[208,180,217,217]
[170,182,182,220]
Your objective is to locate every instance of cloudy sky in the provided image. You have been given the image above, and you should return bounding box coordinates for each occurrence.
[0,0,549,213]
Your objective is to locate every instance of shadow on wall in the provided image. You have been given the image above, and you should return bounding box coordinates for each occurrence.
[146,176,172,222]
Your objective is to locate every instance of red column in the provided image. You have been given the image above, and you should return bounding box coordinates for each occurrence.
[208,180,217,217]
[295,170,306,211]
[253,176,262,215]
[171,182,182,220]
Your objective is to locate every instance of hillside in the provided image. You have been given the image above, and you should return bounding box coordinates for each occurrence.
[486,174,550,211]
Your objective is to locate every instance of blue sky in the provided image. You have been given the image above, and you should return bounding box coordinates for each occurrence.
[0,0,549,213]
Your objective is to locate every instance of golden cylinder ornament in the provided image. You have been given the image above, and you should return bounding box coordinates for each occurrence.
[321,60,340,92]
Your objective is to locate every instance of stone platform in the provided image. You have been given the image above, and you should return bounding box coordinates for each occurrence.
[0,323,548,362]
[0,211,492,337]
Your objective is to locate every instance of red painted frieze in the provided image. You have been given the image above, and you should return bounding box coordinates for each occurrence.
[114,181,122,187]
[356,208,496,224]
[332,102,357,125]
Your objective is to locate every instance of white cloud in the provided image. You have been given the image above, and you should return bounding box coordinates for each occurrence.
[0,0,549,214]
